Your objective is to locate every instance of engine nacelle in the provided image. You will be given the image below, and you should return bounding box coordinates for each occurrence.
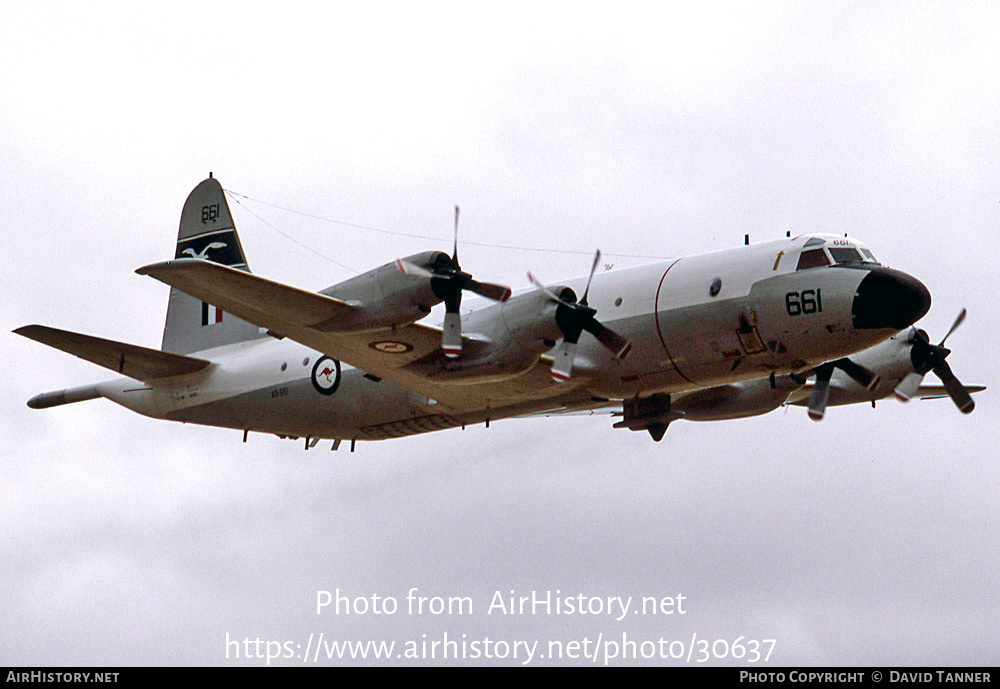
[410,288,566,383]
[318,251,447,331]
[497,287,567,353]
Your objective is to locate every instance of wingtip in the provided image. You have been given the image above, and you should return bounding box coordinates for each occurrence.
[136,257,212,276]
[135,260,171,276]
[12,324,50,341]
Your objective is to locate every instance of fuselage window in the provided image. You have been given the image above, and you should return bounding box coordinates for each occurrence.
[796,249,831,270]
[829,247,864,265]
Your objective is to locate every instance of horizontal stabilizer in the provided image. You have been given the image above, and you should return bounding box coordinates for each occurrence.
[14,324,211,381]
[136,259,354,334]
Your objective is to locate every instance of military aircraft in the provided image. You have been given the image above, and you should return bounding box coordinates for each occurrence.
[15,176,981,449]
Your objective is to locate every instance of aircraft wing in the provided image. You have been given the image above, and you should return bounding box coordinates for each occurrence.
[786,381,986,405]
[137,259,587,411]
[906,384,986,400]
[138,259,357,335]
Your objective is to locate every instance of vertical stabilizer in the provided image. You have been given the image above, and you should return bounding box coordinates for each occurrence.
[161,176,263,354]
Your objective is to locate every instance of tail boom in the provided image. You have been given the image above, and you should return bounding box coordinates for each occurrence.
[27,384,101,409]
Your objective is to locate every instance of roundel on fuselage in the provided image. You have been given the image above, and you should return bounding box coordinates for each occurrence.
[311,356,342,395]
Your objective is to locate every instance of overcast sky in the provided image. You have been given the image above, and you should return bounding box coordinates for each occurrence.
[2,1,998,666]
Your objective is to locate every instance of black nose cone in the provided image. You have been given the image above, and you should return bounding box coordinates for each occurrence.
[852,267,931,330]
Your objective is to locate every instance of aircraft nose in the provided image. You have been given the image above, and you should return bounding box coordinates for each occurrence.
[852,267,931,330]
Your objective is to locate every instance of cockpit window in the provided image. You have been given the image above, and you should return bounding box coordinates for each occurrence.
[859,248,879,263]
[796,249,831,270]
[829,247,864,265]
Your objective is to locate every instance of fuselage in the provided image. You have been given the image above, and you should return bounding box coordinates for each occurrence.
[93,233,931,442]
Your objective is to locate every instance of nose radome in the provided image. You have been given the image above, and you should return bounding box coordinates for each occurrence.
[852,267,931,330]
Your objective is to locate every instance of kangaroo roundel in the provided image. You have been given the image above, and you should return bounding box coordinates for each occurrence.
[311,356,341,396]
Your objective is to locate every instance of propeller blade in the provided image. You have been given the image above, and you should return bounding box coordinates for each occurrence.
[896,308,973,411]
[442,310,462,358]
[550,340,577,383]
[582,319,632,359]
[938,307,966,346]
[808,363,834,421]
[395,258,435,279]
[932,360,975,413]
[580,249,601,305]
[467,279,512,302]
[527,272,568,305]
[835,357,881,391]
[452,205,460,267]
[531,252,627,374]
[400,208,510,357]
[893,371,925,402]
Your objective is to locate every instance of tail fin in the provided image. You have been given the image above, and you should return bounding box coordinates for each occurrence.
[161,175,264,354]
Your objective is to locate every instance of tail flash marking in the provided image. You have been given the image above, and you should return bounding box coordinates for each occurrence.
[201,302,223,326]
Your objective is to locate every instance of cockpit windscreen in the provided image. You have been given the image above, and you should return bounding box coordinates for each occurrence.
[829,247,865,265]
[796,243,880,271]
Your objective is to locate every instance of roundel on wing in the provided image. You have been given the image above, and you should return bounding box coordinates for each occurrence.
[369,340,413,353]
[311,356,342,395]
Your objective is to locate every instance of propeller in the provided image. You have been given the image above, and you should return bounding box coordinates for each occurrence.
[528,250,632,383]
[396,206,511,358]
[893,308,974,413]
[806,357,882,421]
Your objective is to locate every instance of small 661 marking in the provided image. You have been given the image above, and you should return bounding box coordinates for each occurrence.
[201,203,220,224]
